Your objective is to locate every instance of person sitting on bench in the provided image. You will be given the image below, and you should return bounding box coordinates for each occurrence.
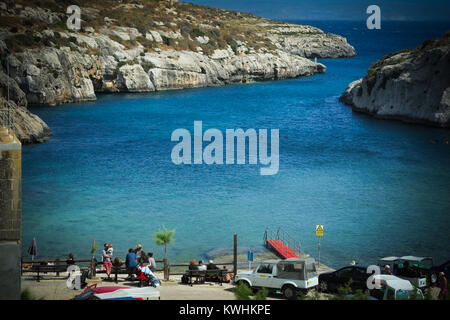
[198,261,207,271]
[189,260,198,270]
[207,260,219,270]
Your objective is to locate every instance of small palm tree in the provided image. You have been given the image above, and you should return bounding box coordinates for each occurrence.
[90,240,98,260]
[153,225,175,260]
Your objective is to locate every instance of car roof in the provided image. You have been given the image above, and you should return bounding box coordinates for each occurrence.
[261,259,281,264]
[380,256,432,262]
[380,256,400,261]
[338,265,367,270]
[284,257,315,263]
[400,256,432,262]
[261,258,315,264]
[374,275,414,290]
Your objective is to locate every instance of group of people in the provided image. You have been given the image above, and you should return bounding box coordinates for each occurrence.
[188,259,219,271]
[101,243,157,282]
[187,259,233,283]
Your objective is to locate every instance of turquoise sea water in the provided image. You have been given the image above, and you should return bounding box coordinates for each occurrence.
[23,21,450,268]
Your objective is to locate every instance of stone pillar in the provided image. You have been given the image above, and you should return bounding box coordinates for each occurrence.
[0,127,22,300]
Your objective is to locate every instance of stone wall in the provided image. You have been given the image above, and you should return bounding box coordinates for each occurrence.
[0,127,21,300]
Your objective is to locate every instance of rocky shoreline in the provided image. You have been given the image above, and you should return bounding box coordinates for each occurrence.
[0,0,355,144]
[340,32,450,128]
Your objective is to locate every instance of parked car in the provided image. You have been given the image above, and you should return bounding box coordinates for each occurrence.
[318,265,370,293]
[369,275,424,300]
[72,284,160,300]
[234,258,318,300]
[380,256,437,289]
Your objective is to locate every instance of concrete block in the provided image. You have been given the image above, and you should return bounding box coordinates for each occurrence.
[0,241,21,300]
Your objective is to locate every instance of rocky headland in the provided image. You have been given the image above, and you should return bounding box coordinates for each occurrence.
[0,0,356,143]
[340,32,450,128]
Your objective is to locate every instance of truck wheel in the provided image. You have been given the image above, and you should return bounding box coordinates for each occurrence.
[282,285,297,300]
[238,280,250,289]
[319,280,328,292]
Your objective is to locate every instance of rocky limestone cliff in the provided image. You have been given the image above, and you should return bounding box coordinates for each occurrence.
[0,69,51,143]
[0,0,356,143]
[340,32,450,128]
[0,98,51,144]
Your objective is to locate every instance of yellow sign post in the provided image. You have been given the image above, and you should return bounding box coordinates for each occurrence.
[315,225,324,267]
[316,225,324,237]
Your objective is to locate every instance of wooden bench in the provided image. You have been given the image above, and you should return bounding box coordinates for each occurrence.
[101,265,157,284]
[112,266,129,283]
[23,262,90,284]
[183,269,229,286]
[29,264,70,282]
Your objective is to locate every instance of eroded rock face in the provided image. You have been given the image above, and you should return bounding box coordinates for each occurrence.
[117,64,155,92]
[265,23,356,58]
[0,70,51,144]
[144,49,325,91]
[7,48,97,106]
[340,33,450,128]
[0,69,27,107]
[0,98,51,144]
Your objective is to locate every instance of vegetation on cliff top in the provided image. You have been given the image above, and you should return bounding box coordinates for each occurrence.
[1,0,299,55]
[364,31,450,94]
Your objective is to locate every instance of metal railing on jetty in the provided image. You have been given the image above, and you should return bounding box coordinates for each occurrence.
[263,227,302,258]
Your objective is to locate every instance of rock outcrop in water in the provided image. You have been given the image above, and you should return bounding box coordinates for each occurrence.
[0,98,51,144]
[0,69,51,143]
[0,0,356,143]
[340,32,450,128]
[0,71,51,144]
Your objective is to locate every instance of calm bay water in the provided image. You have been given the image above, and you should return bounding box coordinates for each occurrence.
[23,21,450,268]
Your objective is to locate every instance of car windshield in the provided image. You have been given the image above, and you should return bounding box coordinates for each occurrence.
[401,259,432,269]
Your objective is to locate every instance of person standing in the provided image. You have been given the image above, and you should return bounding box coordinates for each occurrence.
[438,272,448,300]
[148,252,156,273]
[135,244,143,263]
[125,249,137,280]
[102,243,113,280]
[107,243,114,257]
[66,253,75,266]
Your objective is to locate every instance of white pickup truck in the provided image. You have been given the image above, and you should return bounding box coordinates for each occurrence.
[233,258,319,299]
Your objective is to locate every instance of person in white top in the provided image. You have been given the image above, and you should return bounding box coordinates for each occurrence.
[197,260,207,271]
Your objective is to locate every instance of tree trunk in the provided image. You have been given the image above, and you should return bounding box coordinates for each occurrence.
[164,243,167,260]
